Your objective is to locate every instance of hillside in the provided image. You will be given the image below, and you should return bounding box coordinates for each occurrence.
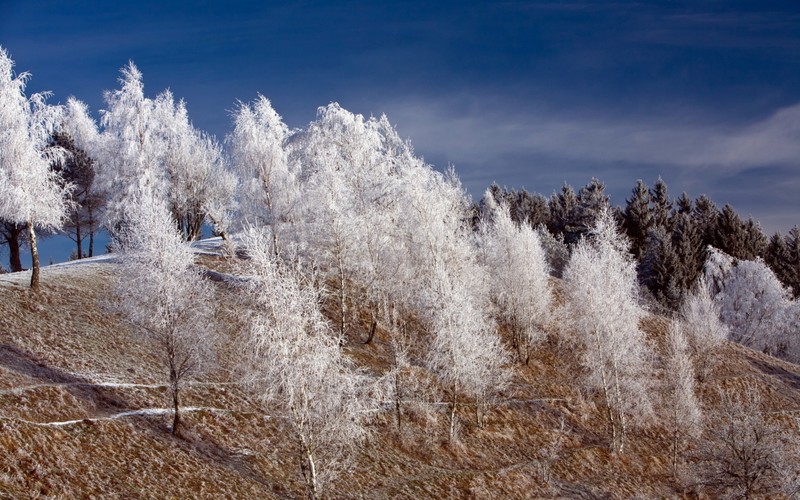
[1,248,799,498]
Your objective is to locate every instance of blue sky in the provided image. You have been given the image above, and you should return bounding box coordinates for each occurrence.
[2,0,800,263]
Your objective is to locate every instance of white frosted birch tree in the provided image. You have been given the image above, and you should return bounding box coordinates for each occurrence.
[95,62,167,233]
[0,47,71,290]
[663,319,702,477]
[228,96,298,256]
[563,208,654,453]
[238,227,373,499]
[479,191,552,364]
[113,197,215,435]
[680,277,728,381]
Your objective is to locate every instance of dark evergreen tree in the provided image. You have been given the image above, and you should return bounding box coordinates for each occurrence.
[671,211,705,293]
[639,225,682,310]
[50,131,102,258]
[742,217,767,260]
[650,177,672,232]
[623,179,652,260]
[548,183,578,237]
[693,194,719,248]
[713,205,766,260]
[675,192,692,216]
[766,227,800,298]
[515,189,550,228]
[786,227,800,298]
[562,178,609,245]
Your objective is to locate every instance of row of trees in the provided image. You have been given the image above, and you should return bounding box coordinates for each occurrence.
[483,177,799,310]
[2,48,797,496]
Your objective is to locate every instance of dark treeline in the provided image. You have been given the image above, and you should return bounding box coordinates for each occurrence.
[480,177,800,310]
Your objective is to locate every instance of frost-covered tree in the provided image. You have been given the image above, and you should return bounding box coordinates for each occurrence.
[663,319,702,477]
[0,47,71,289]
[704,248,799,361]
[425,261,510,438]
[680,277,728,381]
[293,103,409,337]
[699,387,792,498]
[154,91,232,241]
[228,95,297,253]
[94,62,168,233]
[479,192,552,364]
[95,63,233,241]
[113,197,215,435]
[238,227,372,498]
[563,208,654,453]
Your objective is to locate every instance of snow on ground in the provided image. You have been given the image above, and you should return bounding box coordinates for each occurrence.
[1,406,254,427]
[0,237,229,288]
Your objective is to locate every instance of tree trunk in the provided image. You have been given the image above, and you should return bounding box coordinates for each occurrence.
[5,223,23,272]
[394,368,402,433]
[27,222,40,291]
[169,365,180,436]
[305,448,318,500]
[449,381,458,442]
[88,205,95,258]
[75,218,83,259]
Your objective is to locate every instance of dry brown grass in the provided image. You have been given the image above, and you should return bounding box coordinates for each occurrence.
[0,259,798,498]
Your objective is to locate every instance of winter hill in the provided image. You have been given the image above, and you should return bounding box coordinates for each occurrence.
[0,237,799,498]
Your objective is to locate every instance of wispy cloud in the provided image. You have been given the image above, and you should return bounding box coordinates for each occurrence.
[383,94,800,232]
[387,96,800,170]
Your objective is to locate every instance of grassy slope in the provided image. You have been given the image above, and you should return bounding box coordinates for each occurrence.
[0,258,799,498]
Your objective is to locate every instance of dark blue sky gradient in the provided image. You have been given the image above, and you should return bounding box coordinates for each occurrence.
[2,0,800,265]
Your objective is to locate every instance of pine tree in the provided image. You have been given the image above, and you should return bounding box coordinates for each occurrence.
[693,195,719,248]
[547,183,578,237]
[674,192,692,216]
[567,178,609,245]
[639,226,682,310]
[671,211,705,293]
[784,227,800,298]
[623,179,653,260]
[650,177,672,232]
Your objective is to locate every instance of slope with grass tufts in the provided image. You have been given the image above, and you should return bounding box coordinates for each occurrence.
[1,241,799,498]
